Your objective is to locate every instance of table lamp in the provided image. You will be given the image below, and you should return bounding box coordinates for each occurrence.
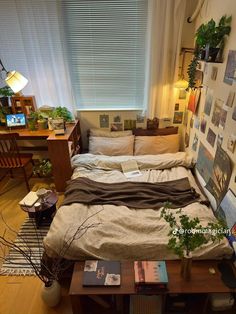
[0,59,28,94]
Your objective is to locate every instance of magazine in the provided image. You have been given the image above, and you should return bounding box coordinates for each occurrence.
[121,160,142,178]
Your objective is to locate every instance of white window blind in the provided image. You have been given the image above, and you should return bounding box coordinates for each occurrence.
[62,0,148,110]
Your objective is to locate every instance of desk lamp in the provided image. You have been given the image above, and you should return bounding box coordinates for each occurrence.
[0,59,28,94]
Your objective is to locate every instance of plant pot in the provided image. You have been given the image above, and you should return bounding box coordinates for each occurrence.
[41,280,61,307]
[205,45,220,62]
[27,118,37,131]
[180,253,192,281]
[37,120,48,130]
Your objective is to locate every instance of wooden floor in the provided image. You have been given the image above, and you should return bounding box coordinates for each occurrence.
[0,175,73,314]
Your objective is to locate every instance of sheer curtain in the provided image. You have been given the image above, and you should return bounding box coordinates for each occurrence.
[0,0,75,112]
[145,0,187,119]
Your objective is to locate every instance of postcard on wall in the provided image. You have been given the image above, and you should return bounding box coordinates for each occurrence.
[136,113,145,123]
[216,189,236,230]
[188,89,201,113]
[206,128,216,147]
[124,120,136,130]
[173,112,183,124]
[194,116,200,129]
[211,66,218,81]
[196,142,214,184]
[110,123,123,131]
[227,134,236,153]
[223,50,236,86]
[100,114,109,128]
[226,91,235,108]
[217,133,224,147]
[200,116,207,134]
[192,133,198,152]
[232,106,236,121]
[204,88,213,116]
[205,146,232,206]
[113,115,121,123]
[211,99,223,127]
[121,160,142,179]
[219,108,228,129]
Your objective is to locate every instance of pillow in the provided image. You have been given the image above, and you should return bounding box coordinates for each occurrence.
[89,135,134,156]
[134,134,180,155]
[90,129,132,137]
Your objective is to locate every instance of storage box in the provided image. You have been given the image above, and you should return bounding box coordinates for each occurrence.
[210,293,234,311]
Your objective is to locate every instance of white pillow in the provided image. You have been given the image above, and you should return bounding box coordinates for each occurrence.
[134,134,180,155]
[89,135,134,156]
[90,129,132,137]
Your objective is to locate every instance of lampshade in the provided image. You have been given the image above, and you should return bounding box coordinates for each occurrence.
[5,70,28,93]
[174,79,189,89]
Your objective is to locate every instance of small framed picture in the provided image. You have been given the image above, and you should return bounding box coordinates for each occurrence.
[227,135,236,153]
[100,114,109,128]
[173,112,183,124]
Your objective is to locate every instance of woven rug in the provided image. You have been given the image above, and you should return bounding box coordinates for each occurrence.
[0,218,50,276]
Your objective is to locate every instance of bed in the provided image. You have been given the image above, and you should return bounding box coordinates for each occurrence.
[43,129,233,261]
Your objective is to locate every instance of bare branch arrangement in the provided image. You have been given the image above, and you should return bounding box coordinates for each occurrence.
[0,210,102,287]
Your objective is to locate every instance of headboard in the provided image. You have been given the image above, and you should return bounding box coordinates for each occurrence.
[132,127,178,136]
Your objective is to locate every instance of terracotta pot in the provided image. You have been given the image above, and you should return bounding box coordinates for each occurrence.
[41,280,61,307]
[180,252,192,281]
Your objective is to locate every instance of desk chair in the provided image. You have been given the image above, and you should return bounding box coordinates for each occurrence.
[0,133,34,191]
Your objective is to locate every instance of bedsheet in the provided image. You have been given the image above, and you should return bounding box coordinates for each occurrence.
[43,153,233,260]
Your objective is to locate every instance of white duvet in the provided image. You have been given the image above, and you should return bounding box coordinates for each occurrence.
[44,153,232,260]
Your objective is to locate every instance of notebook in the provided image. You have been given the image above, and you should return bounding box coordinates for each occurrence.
[19,191,39,207]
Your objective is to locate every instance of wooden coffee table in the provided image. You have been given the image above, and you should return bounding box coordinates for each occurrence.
[20,191,58,227]
[69,260,232,314]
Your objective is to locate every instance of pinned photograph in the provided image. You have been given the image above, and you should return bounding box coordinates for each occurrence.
[100,114,109,128]
[173,112,183,124]
[200,117,207,133]
[188,89,201,113]
[224,50,236,86]
[204,88,213,116]
[206,128,216,147]
[174,103,179,111]
[124,119,136,130]
[192,134,198,152]
[232,106,236,121]
[211,66,218,80]
[227,135,236,153]
[226,91,235,108]
[219,108,228,129]
[136,113,145,123]
[113,115,121,123]
[110,123,123,131]
[211,99,223,127]
[194,117,200,129]
[196,142,214,183]
[217,133,224,147]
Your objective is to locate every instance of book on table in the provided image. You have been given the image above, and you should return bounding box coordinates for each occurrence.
[134,261,168,293]
[83,260,121,286]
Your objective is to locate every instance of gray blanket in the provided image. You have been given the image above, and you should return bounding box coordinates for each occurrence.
[62,177,200,209]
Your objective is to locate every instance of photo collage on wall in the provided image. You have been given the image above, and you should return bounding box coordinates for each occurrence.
[99,114,146,131]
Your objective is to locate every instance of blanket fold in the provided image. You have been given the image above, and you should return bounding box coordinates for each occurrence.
[62,177,200,209]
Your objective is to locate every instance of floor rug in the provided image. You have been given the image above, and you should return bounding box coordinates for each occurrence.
[0,218,50,276]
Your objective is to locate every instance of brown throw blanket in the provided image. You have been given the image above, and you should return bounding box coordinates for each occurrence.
[62,177,201,209]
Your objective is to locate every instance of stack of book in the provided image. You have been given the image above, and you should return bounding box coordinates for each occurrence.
[134,261,168,293]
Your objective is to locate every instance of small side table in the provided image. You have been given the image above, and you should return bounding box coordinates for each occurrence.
[20,191,58,227]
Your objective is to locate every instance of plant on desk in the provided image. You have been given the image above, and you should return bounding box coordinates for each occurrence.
[161,203,226,280]
[27,111,38,130]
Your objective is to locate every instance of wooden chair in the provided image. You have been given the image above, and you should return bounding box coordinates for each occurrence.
[0,133,34,191]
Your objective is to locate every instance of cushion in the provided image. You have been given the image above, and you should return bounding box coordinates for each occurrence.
[89,135,134,156]
[90,129,132,137]
[134,134,180,155]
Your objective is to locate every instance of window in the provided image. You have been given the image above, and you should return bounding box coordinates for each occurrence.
[62,0,148,110]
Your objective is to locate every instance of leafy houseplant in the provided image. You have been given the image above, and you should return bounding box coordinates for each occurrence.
[27,111,38,131]
[33,159,52,177]
[51,106,73,122]
[0,86,14,114]
[187,15,232,89]
[161,204,226,280]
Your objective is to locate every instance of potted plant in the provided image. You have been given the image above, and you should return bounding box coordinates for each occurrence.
[27,111,38,131]
[187,15,232,89]
[0,85,14,107]
[195,15,232,62]
[161,203,226,280]
[51,106,73,122]
[37,112,48,130]
[33,159,52,177]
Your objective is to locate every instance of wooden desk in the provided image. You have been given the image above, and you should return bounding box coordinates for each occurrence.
[1,120,81,192]
[69,260,232,314]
